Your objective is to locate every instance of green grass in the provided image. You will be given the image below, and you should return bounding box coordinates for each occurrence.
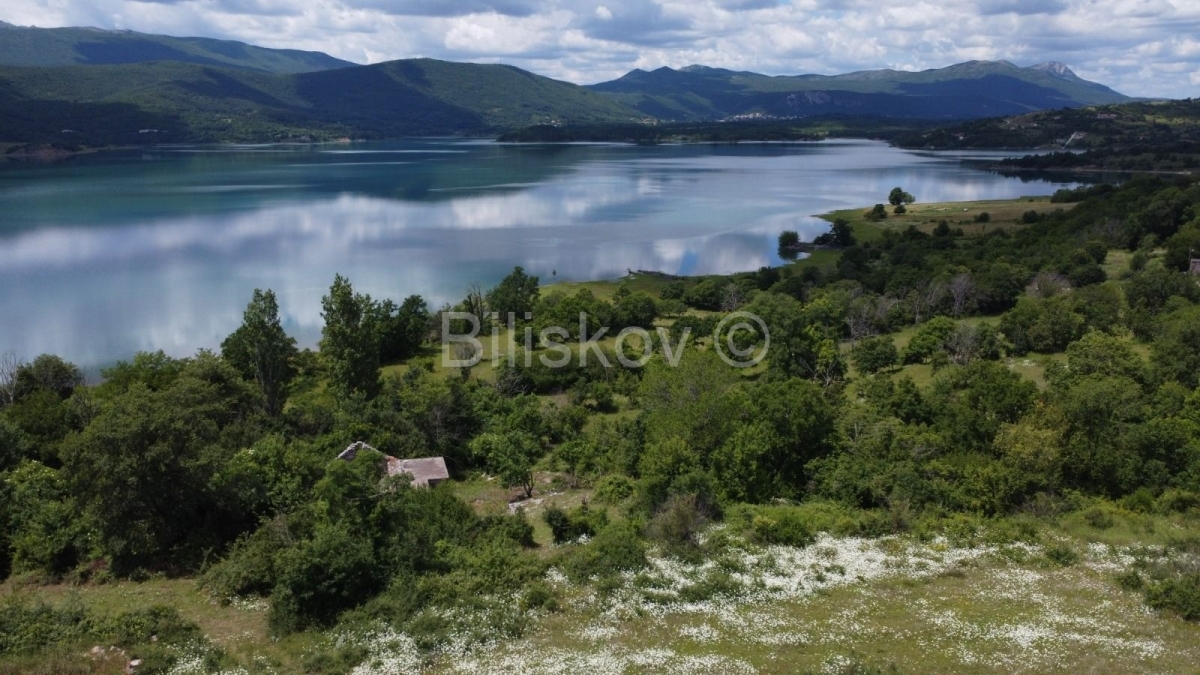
[795,196,1072,274]
[0,577,322,673]
[421,515,1200,674]
[543,272,689,302]
[821,196,1073,238]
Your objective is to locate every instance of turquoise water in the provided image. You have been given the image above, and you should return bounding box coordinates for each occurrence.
[0,138,1078,368]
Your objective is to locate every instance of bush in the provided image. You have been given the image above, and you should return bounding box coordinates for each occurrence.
[646,494,710,553]
[974,212,991,223]
[563,521,647,581]
[519,582,561,613]
[1157,490,1200,514]
[1146,574,1200,621]
[543,504,609,545]
[0,598,90,656]
[741,507,816,547]
[593,475,635,504]
[96,605,202,649]
[1044,543,1079,567]
[678,568,744,602]
[1083,506,1116,529]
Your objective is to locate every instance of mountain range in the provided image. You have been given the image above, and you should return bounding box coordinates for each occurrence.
[0,21,352,73]
[0,23,1134,146]
[587,61,1129,120]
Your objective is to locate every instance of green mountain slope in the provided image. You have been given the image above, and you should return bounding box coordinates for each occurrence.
[588,60,1129,121]
[0,21,354,73]
[0,59,644,145]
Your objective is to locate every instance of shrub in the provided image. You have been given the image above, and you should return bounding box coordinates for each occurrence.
[0,598,90,656]
[1146,574,1200,621]
[563,521,647,581]
[646,494,710,553]
[543,504,609,545]
[974,212,991,223]
[96,605,202,649]
[1157,490,1200,514]
[678,568,744,602]
[1116,570,1145,592]
[1044,543,1079,567]
[865,204,888,221]
[748,510,816,547]
[1083,506,1116,529]
[593,475,635,504]
[519,582,561,613]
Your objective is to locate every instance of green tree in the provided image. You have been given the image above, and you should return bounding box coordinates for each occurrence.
[97,351,185,395]
[61,379,234,572]
[472,432,541,499]
[831,219,856,246]
[0,418,29,472]
[487,266,540,320]
[4,460,82,576]
[613,291,658,330]
[903,316,957,364]
[12,355,83,402]
[320,275,382,399]
[380,295,430,363]
[888,187,915,208]
[1052,331,1145,386]
[854,335,899,375]
[777,230,800,259]
[1152,306,1200,390]
[638,350,739,459]
[222,289,298,417]
[1163,221,1200,272]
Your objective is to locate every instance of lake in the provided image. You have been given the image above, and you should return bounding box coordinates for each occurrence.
[0,138,1080,369]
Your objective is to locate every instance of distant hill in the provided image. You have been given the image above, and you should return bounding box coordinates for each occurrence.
[0,59,643,145]
[0,25,1144,148]
[588,60,1130,121]
[0,22,354,74]
[893,98,1200,150]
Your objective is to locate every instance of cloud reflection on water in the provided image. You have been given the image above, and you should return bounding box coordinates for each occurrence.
[0,140,1077,366]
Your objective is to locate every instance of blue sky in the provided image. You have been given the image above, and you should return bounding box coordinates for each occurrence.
[2,0,1198,97]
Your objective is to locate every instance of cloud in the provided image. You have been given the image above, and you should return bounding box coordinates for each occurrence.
[0,0,1197,97]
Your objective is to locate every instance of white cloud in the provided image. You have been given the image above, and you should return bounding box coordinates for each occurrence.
[0,0,1197,97]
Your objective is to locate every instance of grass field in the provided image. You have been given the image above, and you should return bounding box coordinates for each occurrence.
[821,196,1075,238]
[8,505,1197,674]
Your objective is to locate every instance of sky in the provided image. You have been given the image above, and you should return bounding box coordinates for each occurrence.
[2,0,1198,98]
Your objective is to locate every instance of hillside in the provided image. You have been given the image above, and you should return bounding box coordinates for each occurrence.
[4,177,1200,673]
[894,98,1200,150]
[0,58,643,145]
[588,60,1129,121]
[0,21,354,73]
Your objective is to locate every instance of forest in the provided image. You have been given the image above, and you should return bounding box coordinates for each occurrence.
[3,175,1200,673]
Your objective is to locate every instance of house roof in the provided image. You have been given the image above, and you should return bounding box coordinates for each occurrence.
[336,441,449,487]
[386,456,450,487]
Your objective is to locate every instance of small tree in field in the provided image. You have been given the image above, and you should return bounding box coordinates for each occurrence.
[472,432,541,499]
[889,187,915,210]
